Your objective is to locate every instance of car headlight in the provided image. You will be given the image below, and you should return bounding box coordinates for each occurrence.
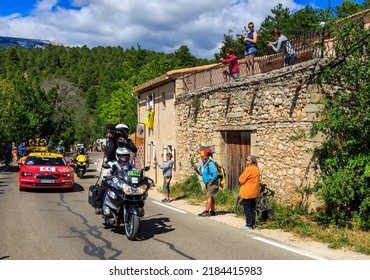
[62,173,72,178]
[123,184,147,195]
[21,172,33,177]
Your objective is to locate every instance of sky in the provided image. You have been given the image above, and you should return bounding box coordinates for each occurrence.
[0,0,366,59]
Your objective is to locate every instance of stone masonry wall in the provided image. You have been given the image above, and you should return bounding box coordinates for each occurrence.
[175,59,325,205]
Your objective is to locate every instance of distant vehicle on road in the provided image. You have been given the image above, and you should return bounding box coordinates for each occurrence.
[18,152,74,191]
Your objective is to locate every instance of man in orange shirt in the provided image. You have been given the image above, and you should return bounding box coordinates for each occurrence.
[238,155,260,230]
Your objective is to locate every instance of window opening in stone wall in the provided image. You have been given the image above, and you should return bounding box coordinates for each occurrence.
[162,145,168,163]
[152,142,156,168]
[161,92,166,108]
[146,94,154,112]
[147,143,151,166]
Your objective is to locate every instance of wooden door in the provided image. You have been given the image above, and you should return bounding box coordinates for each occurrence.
[224,131,251,191]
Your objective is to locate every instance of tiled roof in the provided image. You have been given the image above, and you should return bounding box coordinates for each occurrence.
[133,63,220,94]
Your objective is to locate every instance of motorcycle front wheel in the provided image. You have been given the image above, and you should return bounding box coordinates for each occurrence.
[77,169,84,178]
[125,213,140,241]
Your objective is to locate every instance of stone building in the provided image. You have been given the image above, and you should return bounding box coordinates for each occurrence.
[133,8,370,204]
[134,58,328,204]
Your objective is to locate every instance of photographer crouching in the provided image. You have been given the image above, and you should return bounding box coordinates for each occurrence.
[94,123,138,214]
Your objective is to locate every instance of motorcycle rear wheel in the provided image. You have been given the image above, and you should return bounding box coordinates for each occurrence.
[125,213,140,241]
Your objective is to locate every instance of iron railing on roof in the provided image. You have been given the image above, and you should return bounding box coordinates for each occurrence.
[182,31,326,92]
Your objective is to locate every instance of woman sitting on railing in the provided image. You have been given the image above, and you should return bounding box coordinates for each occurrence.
[266,28,296,66]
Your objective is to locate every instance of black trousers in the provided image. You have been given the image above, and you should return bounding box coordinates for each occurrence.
[94,183,106,208]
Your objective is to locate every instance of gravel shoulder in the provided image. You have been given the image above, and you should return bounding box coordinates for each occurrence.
[149,187,370,260]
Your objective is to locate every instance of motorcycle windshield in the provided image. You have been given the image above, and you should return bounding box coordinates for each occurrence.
[118,169,141,184]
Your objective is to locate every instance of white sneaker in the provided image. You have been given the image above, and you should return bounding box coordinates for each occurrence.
[241,226,252,230]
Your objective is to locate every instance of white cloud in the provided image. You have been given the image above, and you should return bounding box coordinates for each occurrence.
[0,0,304,58]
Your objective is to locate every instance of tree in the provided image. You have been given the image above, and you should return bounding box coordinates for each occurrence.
[311,18,370,230]
[335,0,363,18]
[214,29,245,60]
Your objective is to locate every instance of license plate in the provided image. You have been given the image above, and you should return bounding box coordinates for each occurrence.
[40,179,55,183]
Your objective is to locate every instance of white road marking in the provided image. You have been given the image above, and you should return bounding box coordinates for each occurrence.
[151,200,187,214]
[252,236,328,260]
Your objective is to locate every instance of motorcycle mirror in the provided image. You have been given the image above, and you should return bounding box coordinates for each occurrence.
[102,163,111,169]
[144,166,150,171]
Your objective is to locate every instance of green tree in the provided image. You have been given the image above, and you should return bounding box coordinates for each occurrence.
[335,0,363,18]
[214,29,245,60]
[311,18,370,230]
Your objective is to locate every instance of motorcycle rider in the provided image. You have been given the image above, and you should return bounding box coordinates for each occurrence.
[55,140,65,155]
[95,147,135,214]
[104,123,137,163]
[71,144,89,167]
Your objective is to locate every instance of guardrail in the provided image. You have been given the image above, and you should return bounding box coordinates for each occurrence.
[182,31,327,91]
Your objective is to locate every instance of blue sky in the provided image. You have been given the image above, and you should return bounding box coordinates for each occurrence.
[0,0,365,16]
[0,0,366,58]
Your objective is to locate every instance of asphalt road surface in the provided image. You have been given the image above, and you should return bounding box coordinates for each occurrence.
[0,152,313,260]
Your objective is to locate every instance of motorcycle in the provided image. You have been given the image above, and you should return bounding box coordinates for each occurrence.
[73,153,89,178]
[101,164,153,241]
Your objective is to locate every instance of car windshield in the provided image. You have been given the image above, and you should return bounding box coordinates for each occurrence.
[25,156,67,166]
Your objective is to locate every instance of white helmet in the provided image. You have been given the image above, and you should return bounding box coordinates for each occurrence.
[116,147,130,164]
[115,123,129,132]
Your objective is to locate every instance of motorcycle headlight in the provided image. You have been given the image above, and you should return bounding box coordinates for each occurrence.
[123,184,147,195]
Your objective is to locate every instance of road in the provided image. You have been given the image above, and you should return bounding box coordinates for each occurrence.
[0,152,313,260]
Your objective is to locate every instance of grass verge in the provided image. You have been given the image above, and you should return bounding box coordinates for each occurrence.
[166,174,370,255]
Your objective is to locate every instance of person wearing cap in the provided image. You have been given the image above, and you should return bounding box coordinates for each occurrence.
[104,123,137,162]
[193,149,219,217]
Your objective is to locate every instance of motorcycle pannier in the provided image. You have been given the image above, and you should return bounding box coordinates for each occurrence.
[88,185,99,207]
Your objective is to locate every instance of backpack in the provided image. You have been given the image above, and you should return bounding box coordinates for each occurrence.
[214,162,226,188]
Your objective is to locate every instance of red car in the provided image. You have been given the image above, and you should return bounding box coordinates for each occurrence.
[18,152,74,191]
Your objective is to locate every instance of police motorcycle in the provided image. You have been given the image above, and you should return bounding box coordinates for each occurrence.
[101,149,153,241]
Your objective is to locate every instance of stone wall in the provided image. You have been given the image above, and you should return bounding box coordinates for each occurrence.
[175,59,326,205]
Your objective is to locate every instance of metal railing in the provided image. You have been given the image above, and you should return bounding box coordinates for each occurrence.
[182,31,326,91]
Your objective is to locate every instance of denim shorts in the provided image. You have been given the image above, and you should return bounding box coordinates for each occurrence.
[223,70,239,80]
[245,47,257,56]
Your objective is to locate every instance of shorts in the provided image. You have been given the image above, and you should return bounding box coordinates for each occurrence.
[245,47,257,56]
[162,176,172,194]
[223,70,239,80]
[206,184,219,197]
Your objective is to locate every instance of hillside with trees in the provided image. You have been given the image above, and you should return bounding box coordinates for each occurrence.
[0,44,209,147]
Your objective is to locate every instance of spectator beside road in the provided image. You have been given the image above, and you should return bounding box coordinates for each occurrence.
[11,142,18,166]
[3,142,12,166]
[238,155,260,230]
[193,149,219,217]
[156,152,174,203]
[18,142,26,157]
